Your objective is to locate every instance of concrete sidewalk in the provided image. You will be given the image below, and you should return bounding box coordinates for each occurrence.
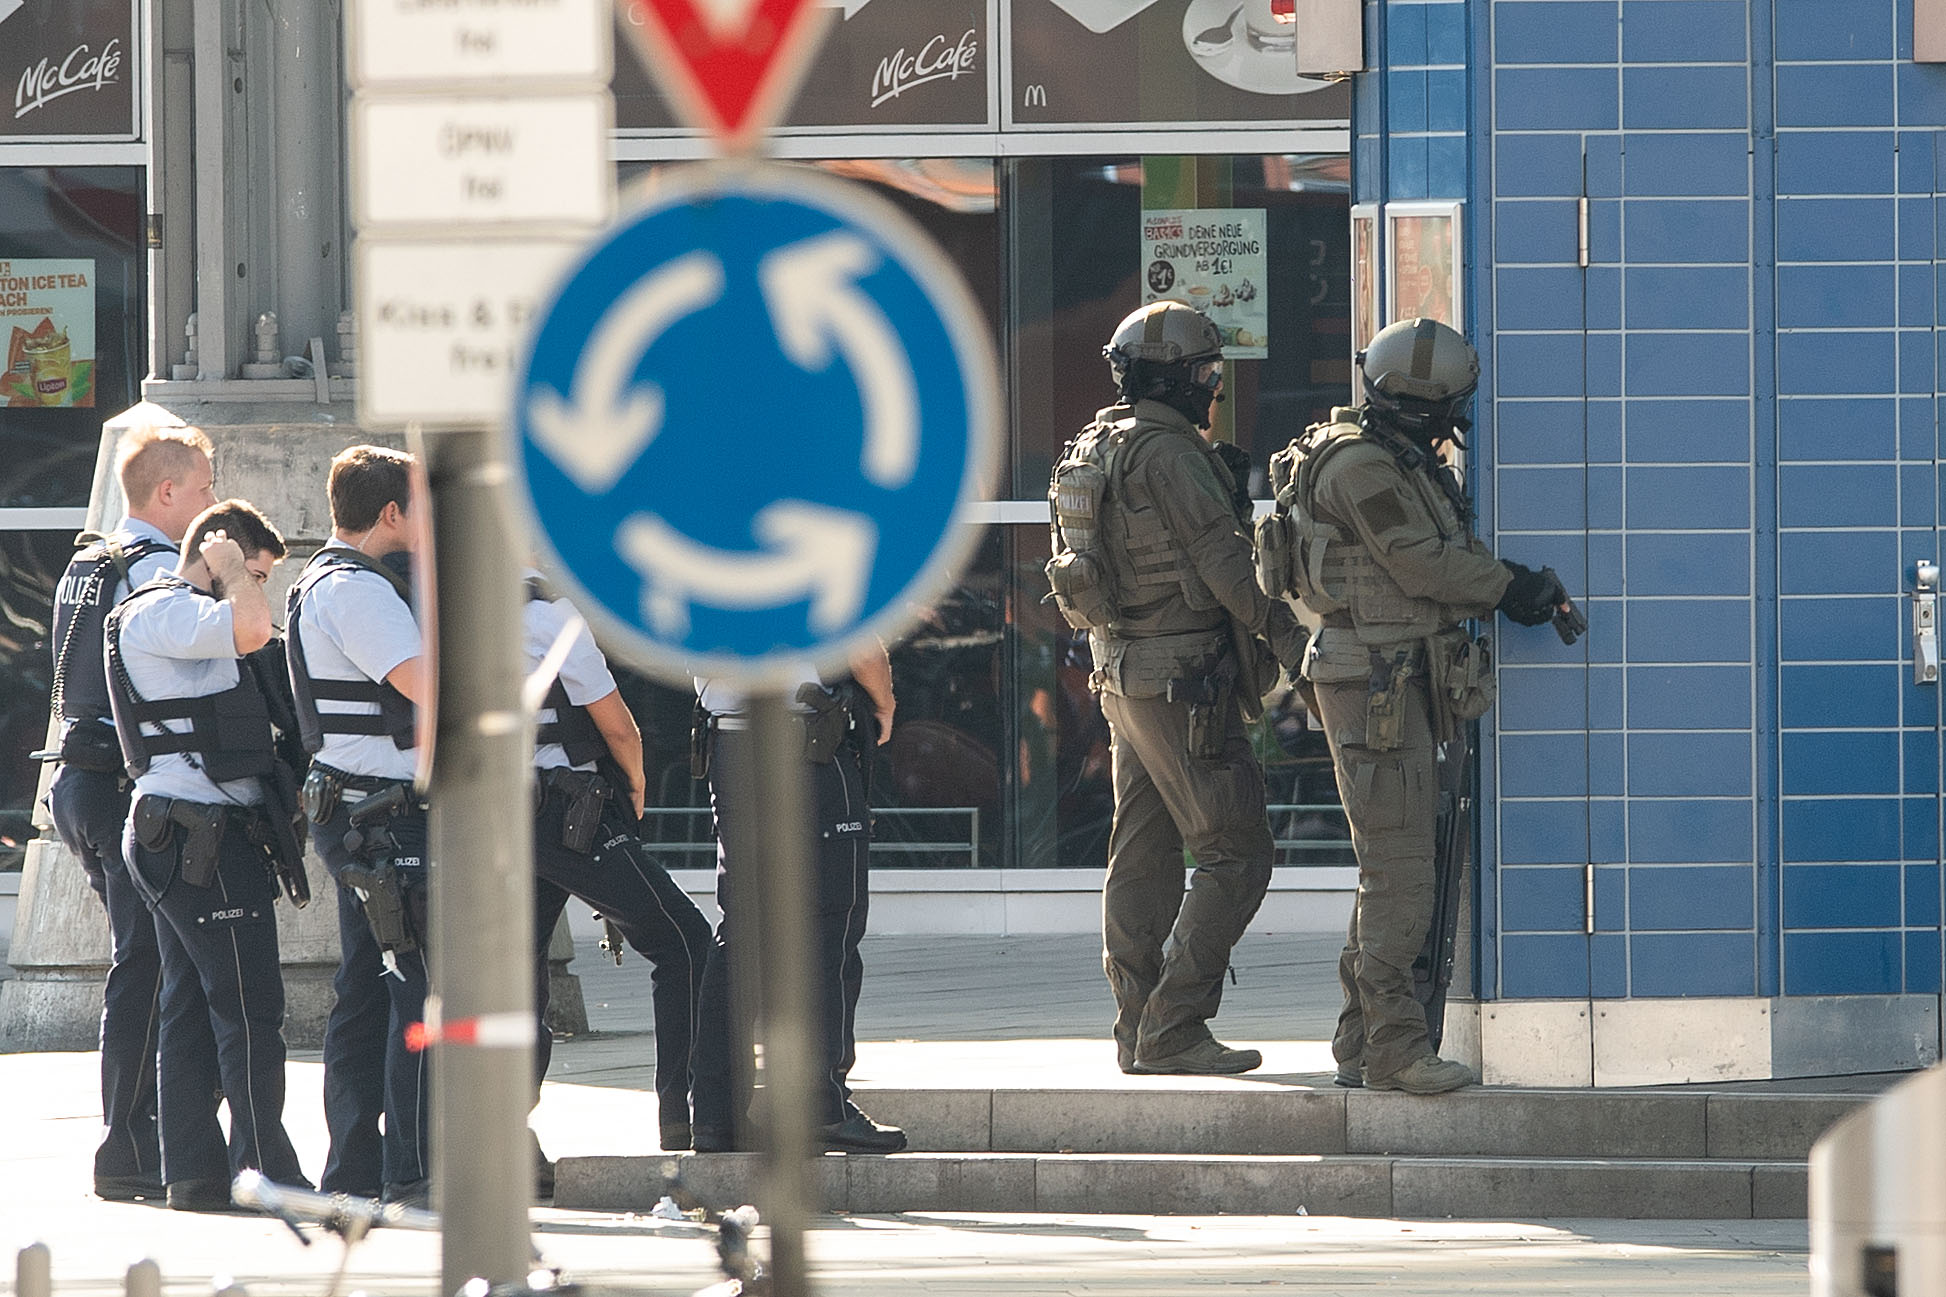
[0,1049,1811,1297]
[533,929,1349,1099]
[0,926,1858,1295]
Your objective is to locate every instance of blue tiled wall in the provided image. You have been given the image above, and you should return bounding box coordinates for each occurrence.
[1380,0,1946,1001]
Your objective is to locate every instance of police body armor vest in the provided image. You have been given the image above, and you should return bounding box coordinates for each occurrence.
[1045,411,1198,633]
[525,578,605,766]
[285,548,417,754]
[1261,408,1473,646]
[104,575,279,782]
[50,532,176,725]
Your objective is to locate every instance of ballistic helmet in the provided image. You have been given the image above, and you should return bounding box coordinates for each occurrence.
[1359,317,1479,434]
[1104,302,1226,425]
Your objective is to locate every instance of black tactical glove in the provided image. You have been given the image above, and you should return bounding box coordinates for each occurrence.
[1211,441,1255,524]
[1497,560,1564,627]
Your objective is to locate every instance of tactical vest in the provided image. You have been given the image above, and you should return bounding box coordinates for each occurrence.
[1261,408,1474,646]
[1045,410,1203,633]
[525,578,605,766]
[50,532,176,724]
[103,575,278,782]
[285,547,417,754]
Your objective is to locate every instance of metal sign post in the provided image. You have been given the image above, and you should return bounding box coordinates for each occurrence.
[344,1,613,1291]
[507,156,1001,1297]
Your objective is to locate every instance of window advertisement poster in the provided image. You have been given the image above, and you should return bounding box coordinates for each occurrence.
[1350,203,1376,397]
[1385,201,1462,327]
[0,258,96,408]
[615,0,994,132]
[1140,208,1268,359]
[0,0,139,141]
[1009,0,1349,128]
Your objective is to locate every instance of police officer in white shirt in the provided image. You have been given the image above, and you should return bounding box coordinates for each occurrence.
[690,645,902,1154]
[523,573,711,1154]
[104,499,307,1211]
[284,445,431,1204]
[47,424,216,1201]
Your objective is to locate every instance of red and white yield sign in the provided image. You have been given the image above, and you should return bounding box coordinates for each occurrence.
[618,0,829,151]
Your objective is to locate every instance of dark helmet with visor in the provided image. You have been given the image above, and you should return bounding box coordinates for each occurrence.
[1358,317,1480,436]
[1104,301,1226,427]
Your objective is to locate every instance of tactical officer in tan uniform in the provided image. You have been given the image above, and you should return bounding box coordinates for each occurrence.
[1266,318,1568,1094]
[1047,302,1307,1076]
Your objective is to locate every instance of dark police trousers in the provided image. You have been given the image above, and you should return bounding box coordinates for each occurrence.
[692,729,871,1138]
[122,802,306,1189]
[48,761,163,1186]
[531,775,711,1134]
[313,787,430,1197]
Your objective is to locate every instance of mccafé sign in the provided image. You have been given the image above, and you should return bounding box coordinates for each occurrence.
[0,0,139,141]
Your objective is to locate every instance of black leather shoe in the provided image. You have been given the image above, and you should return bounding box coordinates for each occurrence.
[532,1132,555,1200]
[661,1122,693,1152]
[819,1111,907,1155]
[95,1173,165,1203]
[166,1178,234,1212]
[690,1126,736,1154]
[382,1178,431,1209]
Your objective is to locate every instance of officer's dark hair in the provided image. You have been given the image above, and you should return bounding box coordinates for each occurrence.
[328,444,415,533]
[185,498,286,562]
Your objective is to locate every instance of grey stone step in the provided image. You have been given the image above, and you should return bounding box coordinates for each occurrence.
[840,1085,1864,1160]
[554,1151,1808,1220]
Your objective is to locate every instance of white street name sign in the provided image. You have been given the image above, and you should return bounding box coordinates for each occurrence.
[353,95,614,229]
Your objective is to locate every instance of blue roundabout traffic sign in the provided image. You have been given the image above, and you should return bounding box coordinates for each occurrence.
[509,161,1001,688]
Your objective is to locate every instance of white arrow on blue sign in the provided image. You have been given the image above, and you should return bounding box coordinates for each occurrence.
[509,160,1001,688]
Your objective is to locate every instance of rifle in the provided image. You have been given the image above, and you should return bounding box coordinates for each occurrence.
[244,639,310,908]
[1412,730,1472,1050]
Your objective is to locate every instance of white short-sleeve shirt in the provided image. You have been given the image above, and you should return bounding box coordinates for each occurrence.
[293,540,421,781]
[522,576,617,772]
[113,578,263,806]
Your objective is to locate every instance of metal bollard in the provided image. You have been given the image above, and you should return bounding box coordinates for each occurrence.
[126,1259,161,1297]
[16,1243,51,1297]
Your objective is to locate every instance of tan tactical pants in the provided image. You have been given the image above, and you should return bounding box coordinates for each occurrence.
[1314,673,1441,1083]
[1100,689,1275,1063]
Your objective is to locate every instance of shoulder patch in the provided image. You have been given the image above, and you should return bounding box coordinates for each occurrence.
[1349,482,1412,536]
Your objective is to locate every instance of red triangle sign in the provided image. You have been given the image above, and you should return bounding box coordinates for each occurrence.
[621,0,830,151]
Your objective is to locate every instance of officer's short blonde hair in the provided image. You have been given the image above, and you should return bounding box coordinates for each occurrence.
[117,426,215,511]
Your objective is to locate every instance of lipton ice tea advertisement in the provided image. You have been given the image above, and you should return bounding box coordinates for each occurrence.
[1,258,95,407]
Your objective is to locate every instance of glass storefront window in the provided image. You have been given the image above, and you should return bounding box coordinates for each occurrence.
[1006,154,1352,500]
[601,151,1355,870]
[0,531,76,867]
[0,166,146,509]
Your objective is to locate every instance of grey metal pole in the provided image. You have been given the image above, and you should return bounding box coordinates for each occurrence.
[426,426,535,1293]
[748,695,819,1297]
[15,1243,50,1297]
[125,1259,160,1297]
